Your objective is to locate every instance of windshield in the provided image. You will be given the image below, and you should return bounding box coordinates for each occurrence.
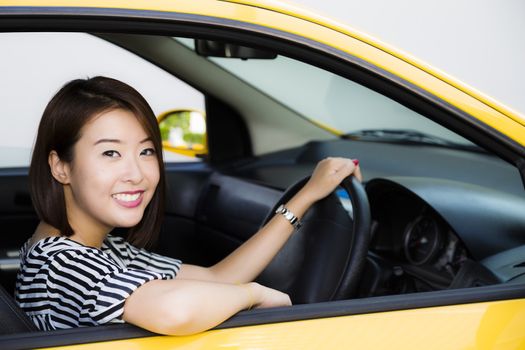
[176,37,474,147]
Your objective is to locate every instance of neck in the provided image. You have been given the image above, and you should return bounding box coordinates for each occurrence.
[31,221,108,248]
[63,186,112,249]
[68,227,108,248]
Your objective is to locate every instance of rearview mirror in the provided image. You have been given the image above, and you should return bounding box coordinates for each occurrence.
[195,39,277,59]
[157,109,207,158]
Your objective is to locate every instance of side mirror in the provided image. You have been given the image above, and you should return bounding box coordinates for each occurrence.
[157,109,207,158]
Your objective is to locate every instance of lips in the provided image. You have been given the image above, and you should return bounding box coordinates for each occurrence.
[112,190,144,208]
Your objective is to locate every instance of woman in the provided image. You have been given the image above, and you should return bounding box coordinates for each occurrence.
[15,76,362,335]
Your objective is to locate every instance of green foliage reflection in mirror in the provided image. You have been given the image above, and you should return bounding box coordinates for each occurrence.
[157,109,207,158]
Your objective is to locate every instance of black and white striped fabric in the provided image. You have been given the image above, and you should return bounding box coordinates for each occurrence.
[15,235,181,331]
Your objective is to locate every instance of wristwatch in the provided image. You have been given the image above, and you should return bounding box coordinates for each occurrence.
[275,204,302,230]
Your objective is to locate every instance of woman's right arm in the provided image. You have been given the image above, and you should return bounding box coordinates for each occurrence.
[122,279,290,335]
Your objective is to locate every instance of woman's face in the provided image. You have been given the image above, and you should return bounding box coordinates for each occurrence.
[60,108,160,235]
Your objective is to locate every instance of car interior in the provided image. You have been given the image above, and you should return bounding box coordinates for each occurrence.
[2,26,525,348]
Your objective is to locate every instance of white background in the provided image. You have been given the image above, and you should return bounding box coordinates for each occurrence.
[290,0,525,116]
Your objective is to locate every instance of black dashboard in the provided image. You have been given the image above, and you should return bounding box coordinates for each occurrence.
[360,177,525,296]
[366,177,525,260]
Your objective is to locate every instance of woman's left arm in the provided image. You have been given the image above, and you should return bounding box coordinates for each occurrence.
[177,157,362,284]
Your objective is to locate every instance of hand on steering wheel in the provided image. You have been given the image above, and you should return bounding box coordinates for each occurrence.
[256,158,370,303]
[299,157,363,205]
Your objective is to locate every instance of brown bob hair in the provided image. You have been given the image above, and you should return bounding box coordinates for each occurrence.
[29,76,165,248]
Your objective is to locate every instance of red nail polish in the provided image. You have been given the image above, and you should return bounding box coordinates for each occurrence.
[352,159,359,166]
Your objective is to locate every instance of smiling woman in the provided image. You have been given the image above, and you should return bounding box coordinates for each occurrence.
[14,76,361,335]
[28,77,166,247]
[48,109,161,238]
[17,77,171,329]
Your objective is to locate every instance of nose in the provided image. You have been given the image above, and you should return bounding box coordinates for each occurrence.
[122,155,144,184]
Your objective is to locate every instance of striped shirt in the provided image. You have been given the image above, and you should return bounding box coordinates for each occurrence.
[15,235,181,331]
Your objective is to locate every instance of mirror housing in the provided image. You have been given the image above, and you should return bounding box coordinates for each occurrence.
[195,39,277,59]
[157,109,207,158]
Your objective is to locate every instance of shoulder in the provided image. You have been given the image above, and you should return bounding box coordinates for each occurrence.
[25,236,87,259]
[27,236,118,272]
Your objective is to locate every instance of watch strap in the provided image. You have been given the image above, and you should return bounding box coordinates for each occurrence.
[275,204,302,230]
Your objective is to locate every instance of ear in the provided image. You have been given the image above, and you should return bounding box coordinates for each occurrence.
[48,151,71,184]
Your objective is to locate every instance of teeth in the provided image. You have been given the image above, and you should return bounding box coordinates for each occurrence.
[113,193,141,202]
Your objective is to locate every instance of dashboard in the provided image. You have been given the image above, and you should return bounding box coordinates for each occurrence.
[359,177,525,297]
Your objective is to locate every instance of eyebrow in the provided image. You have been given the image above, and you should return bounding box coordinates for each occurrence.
[94,137,152,145]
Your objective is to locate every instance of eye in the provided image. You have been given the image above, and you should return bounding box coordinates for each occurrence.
[140,148,156,156]
[102,150,121,158]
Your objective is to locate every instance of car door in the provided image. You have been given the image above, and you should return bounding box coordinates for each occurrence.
[1,1,525,349]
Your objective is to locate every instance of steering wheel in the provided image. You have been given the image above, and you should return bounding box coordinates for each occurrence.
[255,175,371,304]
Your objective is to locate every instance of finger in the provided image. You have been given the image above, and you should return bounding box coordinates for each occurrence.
[334,159,362,182]
[353,165,363,182]
[333,159,355,180]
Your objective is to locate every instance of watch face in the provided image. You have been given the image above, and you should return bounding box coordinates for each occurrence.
[284,212,294,220]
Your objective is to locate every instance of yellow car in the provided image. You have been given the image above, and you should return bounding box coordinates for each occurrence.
[1,1,525,349]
